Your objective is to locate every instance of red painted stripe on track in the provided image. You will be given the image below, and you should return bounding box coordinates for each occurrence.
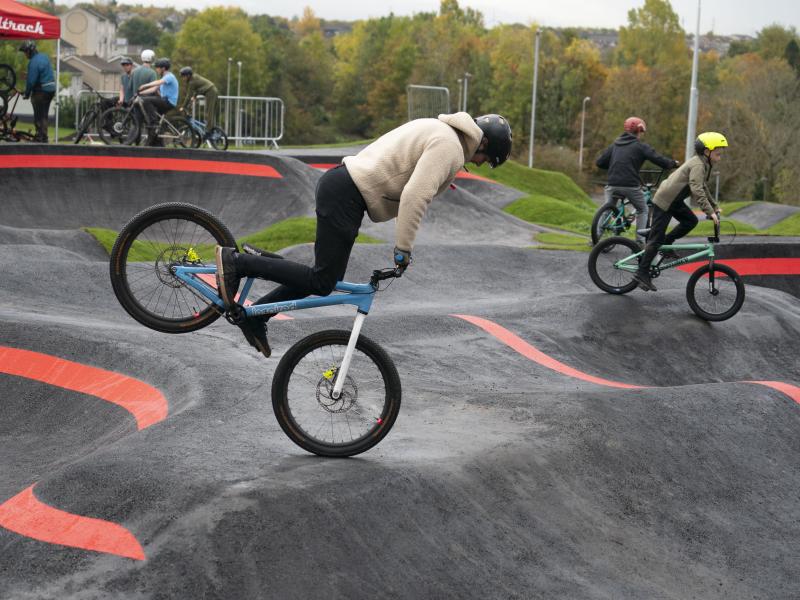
[677,258,800,276]
[452,314,644,389]
[0,346,167,430]
[0,155,282,179]
[0,486,145,560]
[309,163,340,170]
[453,315,800,405]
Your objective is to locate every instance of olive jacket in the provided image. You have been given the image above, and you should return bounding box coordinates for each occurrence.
[652,154,718,216]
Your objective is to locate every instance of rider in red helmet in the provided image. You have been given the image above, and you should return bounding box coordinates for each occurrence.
[596,116,679,245]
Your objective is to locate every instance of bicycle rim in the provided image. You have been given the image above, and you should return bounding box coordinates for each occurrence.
[686,264,745,321]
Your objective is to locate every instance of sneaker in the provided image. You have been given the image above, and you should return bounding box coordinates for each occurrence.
[238,317,271,358]
[215,246,240,308]
[659,249,680,261]
[633,272,658,292]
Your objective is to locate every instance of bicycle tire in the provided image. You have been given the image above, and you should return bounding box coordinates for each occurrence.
[164,117,197,148]
[73,108,97,144]
[0,94,7,119]
[109,202,237,333]
[588,236,641,294]
[208,127,229,151]
[99,106,139,145]
[272,329,402,457]
[0,64,15,94]
[685,263,745,321]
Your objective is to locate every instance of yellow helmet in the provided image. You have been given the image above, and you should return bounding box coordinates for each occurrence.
[695,131,728,154]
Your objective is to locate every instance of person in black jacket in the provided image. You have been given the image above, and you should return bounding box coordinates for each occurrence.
[595,117,679,245]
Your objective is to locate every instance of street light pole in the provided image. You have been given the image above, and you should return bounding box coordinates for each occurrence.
[528,29,541,168]
[457,78,462,112]
[226,57,232,135]
[579,96,591,171]
[236,60,242,148]
[685,0,701,161]
[462,72,472,113]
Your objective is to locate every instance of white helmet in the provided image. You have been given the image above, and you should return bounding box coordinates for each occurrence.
[140,49,155,63]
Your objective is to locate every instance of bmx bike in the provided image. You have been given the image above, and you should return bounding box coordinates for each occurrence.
[587,220,745,321]
[0,87,36,143]
[109,202,402,457]
[183,115,228,150]
[591,169,666,246]
[99,95,198,147]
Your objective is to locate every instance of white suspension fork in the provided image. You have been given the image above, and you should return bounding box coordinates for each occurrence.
[332,311,366,399]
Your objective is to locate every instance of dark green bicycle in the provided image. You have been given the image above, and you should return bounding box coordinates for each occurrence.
[587,221,745,321]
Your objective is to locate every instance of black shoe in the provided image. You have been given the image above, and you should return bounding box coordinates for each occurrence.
[659,249,680,261]
[633,272,657,292]
[215,246,240,308]
[238,317,271,358]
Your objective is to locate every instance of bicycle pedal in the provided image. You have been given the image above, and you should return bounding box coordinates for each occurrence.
[224,304,246,325]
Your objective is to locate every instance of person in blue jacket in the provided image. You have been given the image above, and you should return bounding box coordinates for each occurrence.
[19,40,56,143]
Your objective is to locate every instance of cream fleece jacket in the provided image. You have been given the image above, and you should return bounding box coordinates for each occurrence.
[342,112,484,251]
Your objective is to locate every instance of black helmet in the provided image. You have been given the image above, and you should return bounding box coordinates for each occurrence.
[19,40,36,54]
[154,58,171,70]
[475,114,513,168]
[120,57,133,65]
[179,66,193,77]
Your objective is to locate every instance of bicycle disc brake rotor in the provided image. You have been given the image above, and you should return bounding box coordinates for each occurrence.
[155,245,201,288]
[316,368,358,413]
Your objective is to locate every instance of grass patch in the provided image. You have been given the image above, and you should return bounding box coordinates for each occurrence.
[504,194,595,235]
[765,211,800,236]
[85,217,384,260]
[720,201,753,216]
[472,160,594,209]
[534,231,591,252]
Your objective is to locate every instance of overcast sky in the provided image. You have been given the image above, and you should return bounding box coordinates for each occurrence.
[97,0,796,37]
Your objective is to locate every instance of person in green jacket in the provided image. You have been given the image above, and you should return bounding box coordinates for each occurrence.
[178,67,218,129]
[633,131,728,292]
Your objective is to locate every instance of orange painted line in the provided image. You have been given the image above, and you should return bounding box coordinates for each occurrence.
[677,258,800,276]
[309,163,339,170]
[453,315,800,405]
[0,486,145,560]
[0,346,167,430]
[0,155,282,179]
[452,314,643,389]
[196,273,292,320]
[455,171,492,182]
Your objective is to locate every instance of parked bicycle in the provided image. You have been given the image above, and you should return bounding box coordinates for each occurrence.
[109,202,402,457]
[73,83,117,144]
[0,63,17,118]
[591,169,666,246]
[183,113,228,150]
[0,87,36,143]
[99,95,198,147]
[587,219,745,321]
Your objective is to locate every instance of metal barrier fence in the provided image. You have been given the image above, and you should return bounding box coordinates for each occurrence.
[407,84,450,121]
[75,90,284,148]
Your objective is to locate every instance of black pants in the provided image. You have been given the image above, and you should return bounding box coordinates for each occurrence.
[141,96,173,127]
[31,90,54,141]
[235,164,366,311]
[637,197,698,275]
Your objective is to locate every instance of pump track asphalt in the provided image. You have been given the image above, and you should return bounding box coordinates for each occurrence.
[0,145,799,600]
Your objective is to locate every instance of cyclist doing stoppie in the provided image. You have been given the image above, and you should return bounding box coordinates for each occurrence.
[595,117,679,246]
[633,131,728,292]
[215,112,513,358]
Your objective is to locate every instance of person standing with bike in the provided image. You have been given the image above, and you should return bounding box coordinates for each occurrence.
[138,58,178,146]
[178,67,218,130]
[19,41,55,143]
[215,113,513,358]
[117,57,134,106]
[595,117,679,246]
[633,132,728,292]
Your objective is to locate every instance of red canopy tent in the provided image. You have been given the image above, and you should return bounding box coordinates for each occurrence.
[0,0,62,140]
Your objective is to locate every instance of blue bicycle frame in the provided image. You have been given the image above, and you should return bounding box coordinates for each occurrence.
[172,265,378,398]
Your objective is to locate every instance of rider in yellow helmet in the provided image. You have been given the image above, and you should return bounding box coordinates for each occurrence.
[633,131,728,292]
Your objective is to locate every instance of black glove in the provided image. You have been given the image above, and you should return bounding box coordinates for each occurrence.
[393,247,411,273]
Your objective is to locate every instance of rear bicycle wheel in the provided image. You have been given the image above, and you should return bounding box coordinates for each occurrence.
[73,108,97,144]
[588,236,640,294]
[591,203,626,246]
[208,127,228,151]
[109,202,237,333]
[272,330,402,457]
[164,117,197,148]
[685,263,745,321]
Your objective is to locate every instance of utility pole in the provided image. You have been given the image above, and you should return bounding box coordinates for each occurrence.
[528,29,541,168]
[226,57,232,135]
[236,60,242,148]
[685,0,701,161]
[462,72,472,112]
[579,96,591,171]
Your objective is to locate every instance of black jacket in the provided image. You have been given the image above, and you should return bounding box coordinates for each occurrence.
[595,132,678,187]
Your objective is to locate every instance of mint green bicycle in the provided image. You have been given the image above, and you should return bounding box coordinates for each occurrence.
[587,221,745,321]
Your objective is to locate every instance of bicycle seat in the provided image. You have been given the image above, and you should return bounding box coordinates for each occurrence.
[241,242,284,260]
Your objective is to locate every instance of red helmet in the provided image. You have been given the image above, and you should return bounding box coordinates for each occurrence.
[623,116,647,134]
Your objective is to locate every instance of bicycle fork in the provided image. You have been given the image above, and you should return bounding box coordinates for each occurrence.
[331,311,366,399]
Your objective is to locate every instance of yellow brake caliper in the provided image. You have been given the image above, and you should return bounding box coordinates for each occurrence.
[185,247,201,263]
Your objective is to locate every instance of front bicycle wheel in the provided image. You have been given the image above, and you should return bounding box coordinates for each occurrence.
[588,236,640,294]
[208,127,229,151]
[685,263,745,321]
[0,64,15,94]
[99,107,139,145]
[109,202,237,333]
[73,108,97,144]
[272,330,402,457]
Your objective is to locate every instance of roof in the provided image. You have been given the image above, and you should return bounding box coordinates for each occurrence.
[64,54,120,74]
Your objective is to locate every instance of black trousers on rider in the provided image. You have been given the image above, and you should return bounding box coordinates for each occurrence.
[637,197,698,276]
[30,90,54,142]
[234,164,367,312]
